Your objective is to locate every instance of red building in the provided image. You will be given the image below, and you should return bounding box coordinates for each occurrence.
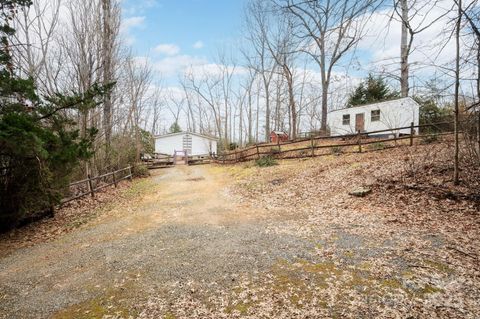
[270,131,289,143]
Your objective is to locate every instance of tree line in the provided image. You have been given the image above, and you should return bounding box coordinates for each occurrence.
[1,0,479,229]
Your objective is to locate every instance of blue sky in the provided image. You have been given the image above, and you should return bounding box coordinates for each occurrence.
[119,0,457,95]
[122,0,249,70]
[119,0,400,88]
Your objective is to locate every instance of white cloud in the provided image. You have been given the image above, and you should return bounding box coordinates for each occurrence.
[193,41,204,49]
[153,55,207,77]
[124,36,136,46]
[154,44,181,56]
[120,16,145,45]
[123,0,159,15]
[186,63,248,80]
[131,56,152,68]
[121,16,145,33]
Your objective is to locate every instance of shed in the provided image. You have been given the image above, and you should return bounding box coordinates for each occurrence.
[270,131,289,143]
[327,97,420,137]
[154,132,218,156]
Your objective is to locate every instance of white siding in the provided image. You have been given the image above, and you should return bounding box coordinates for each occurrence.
[154,134,184,155]
[154,132,218,156]
[327,97,420,136]
[190,134,217,156]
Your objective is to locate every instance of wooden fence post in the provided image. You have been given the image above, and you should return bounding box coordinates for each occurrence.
[310,134,315,157]
[410,122,414,146]
[128,165,133,180]
[112,171,117,187]
[87,174,95,198]
[256,145,260,159]
[357,131,362,153]
[234,149,237,163]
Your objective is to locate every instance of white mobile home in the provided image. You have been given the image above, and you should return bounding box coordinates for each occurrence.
[327,97,420,136]
[154,132,218,156]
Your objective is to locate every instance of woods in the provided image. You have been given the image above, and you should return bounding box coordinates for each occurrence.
[1,0,479,228]
[1,1,480,318]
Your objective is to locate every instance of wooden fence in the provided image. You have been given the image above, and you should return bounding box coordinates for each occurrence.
[217,121,456,164]
[144,154,214,168]
[61,166,133,204]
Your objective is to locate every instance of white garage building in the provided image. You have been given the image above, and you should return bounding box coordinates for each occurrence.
[327,97,420,136]
[154,132,218,156]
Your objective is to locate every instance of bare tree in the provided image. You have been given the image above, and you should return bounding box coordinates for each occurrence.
[62,0,103,144]
[123,55,153,160]
[279,0,380,133]
[166,92,184,129]
[180,77,198,133]
[460,0,480,155]
[185,67,224,144]
[217,51,237,146]
[101,0,120,148]
[150,88,164,135]
[236,70,256,146]
[454,0,462,185]
[11,0,62,94]
[245,0,277,141]
[393,0,452,97]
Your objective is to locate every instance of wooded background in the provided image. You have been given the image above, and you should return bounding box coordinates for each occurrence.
[1,0,479,229]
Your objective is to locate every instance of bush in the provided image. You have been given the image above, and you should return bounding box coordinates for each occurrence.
[417,96,453,129]
[132,164,150,177]
[255,155,278,167]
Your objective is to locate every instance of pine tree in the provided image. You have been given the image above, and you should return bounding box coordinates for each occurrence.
[0,0,112,230]
[348,74,399,107]
[169,122,182,133]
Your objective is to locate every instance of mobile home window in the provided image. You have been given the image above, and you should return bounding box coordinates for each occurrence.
[371,110,380,122]
[342,114,350,125]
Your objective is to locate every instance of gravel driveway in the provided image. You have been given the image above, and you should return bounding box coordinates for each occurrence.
[0,166,316,318]
[0,163,478,318]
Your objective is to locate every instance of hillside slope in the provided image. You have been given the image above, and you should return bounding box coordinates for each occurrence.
[219,142,480,317]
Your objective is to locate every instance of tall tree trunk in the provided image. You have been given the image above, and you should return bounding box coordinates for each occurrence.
[102,0,113,148]
[288,79,296,140]
[239,97,243,147]
[320,81,328,134]
[224,104,228,149]
[248,90,253,144]
[477,44,480,155]
[454,0,461,185]
[264,78,270,141]
[400,0,409,97]
[255,95,259,143]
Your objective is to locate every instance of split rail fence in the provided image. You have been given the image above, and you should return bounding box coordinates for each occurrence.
[61,166,133,204]
[218,121,456,164]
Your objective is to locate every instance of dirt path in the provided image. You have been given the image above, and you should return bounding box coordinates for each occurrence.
[0,166,310,318]
[1,161,478,318]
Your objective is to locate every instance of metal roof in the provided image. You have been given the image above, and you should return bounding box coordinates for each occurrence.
[154,131,219,141]
[328,97,418,114]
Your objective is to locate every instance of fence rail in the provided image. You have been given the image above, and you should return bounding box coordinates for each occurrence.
[143,154,214,168]
[61,166,133,204]
[217,121,457,164]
